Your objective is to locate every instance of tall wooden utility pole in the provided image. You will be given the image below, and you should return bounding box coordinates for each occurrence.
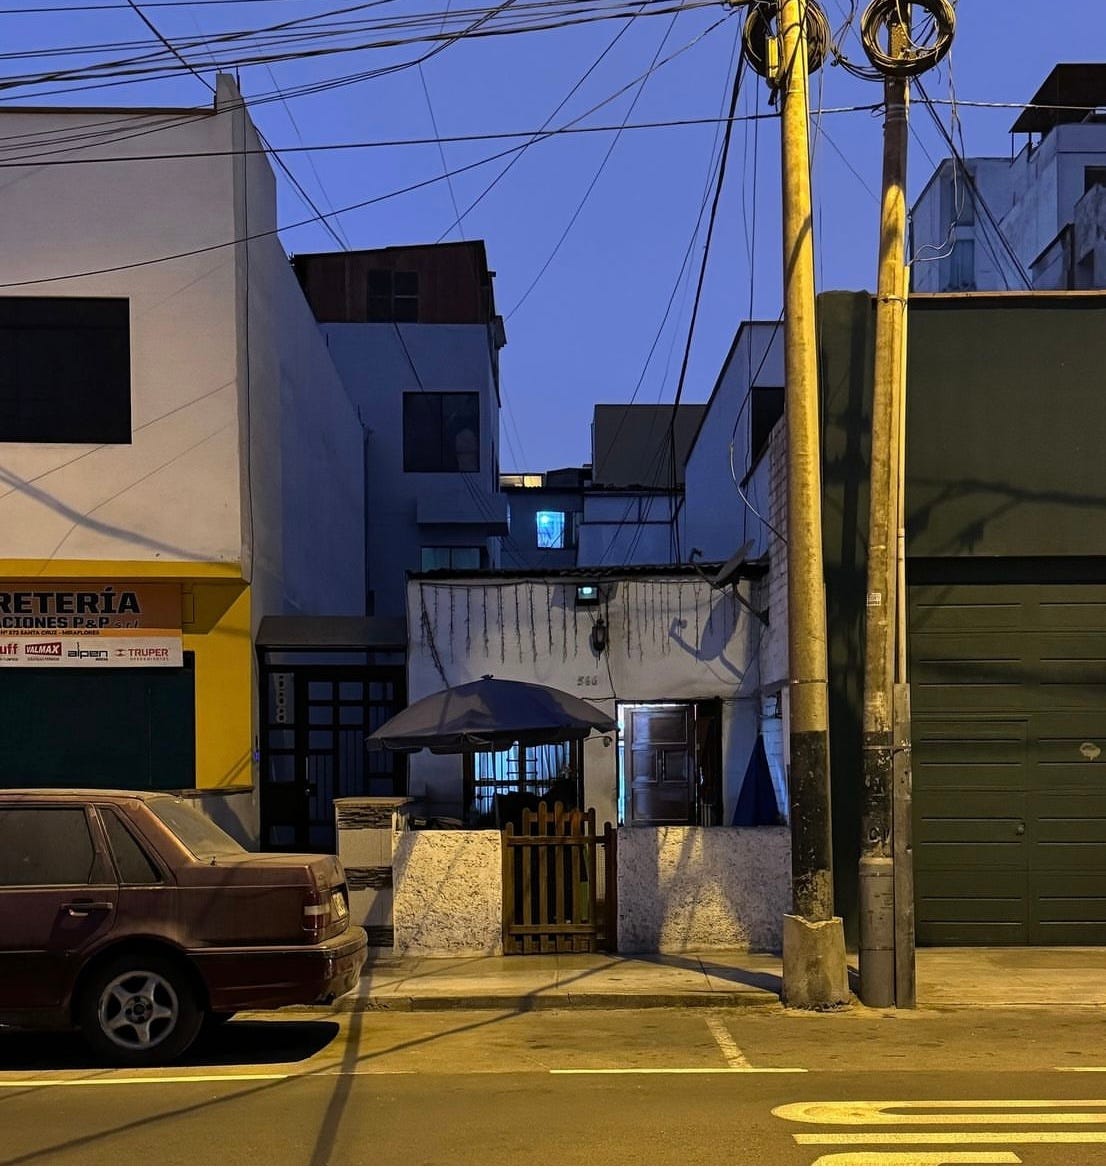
[777,0,848,1010]
[858,11,910,1010]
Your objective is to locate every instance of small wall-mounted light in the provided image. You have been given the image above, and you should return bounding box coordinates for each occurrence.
[590,615,607,654]
[575,583,600,607]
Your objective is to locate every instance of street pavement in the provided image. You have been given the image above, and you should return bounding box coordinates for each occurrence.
[4,1004,1106,1164]
[333,945,1106,1011]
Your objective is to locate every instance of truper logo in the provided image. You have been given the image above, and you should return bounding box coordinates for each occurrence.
[25,642,62,657]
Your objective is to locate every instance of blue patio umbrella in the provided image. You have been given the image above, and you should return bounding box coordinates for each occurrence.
[365,675,616,754]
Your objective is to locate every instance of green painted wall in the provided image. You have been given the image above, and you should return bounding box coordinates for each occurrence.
[816,290,1106,940]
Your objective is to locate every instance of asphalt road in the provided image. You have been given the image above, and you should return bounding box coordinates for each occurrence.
[3,1006,1106,1165]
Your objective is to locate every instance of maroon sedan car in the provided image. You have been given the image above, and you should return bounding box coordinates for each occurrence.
[0,789,367,1065]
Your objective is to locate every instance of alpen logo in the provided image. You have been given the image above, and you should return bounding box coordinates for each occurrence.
[67,643,108,662]
[25,641,62,657]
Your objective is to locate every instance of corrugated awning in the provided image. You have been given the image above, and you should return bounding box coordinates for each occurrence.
[256,615,406,652]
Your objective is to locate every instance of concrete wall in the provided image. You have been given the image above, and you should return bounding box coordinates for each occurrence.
[392,830,503,955]
[577,492,679,566]
[683,322,784,564]
[616,826,790,952]
[227,86,364,621]
[319,321,503,617]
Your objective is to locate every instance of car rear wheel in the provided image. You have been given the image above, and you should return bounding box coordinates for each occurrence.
[78,954,203,1066]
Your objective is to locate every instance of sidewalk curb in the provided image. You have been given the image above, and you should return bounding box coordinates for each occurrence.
[331,991,782,1013]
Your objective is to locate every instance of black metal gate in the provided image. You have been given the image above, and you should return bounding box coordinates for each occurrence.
[260,664,405,851]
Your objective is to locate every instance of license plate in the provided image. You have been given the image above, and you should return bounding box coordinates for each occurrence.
[330,890,348,920]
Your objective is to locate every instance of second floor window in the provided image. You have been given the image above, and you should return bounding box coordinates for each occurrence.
[403,391,479,472]
[535,510,567,549]
[367,269,418,322]
[0,297,131,444]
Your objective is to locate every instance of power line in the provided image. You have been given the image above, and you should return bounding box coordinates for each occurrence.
[916,78,1033,289]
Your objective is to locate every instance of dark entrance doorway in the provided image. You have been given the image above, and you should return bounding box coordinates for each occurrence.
[256,615,408,853]
[259,664,405,851]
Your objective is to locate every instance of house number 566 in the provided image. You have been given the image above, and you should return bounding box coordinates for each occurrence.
[577,674,599,687]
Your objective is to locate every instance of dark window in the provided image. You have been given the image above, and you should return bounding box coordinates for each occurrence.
[403,392,479,472]
[0,807,95,886]
[0,297,130,443]
[1086,167,1106,194]
[367,269,419,322]
[100,807,161,884]
[750,386,785,459]
[421,546,484,571]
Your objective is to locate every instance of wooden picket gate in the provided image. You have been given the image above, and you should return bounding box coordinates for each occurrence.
[501,802,617,954]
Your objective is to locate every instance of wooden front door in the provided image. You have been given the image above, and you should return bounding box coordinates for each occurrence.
[626,704,696,826]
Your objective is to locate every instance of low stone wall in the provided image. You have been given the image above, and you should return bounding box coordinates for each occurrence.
[391,830,503,956]
[616,826,790,953]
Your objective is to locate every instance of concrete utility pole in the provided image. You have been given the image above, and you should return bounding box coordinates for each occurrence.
[857,0,953,1008]
[776,0,848,1010]
[858,12,910,1010]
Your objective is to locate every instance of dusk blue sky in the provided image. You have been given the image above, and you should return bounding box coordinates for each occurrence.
[8,2,1105,471]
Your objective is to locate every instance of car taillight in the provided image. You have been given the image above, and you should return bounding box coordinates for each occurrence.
[303,886,350,936]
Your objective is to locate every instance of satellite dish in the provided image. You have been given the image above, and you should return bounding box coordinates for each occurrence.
[711,541,754,587]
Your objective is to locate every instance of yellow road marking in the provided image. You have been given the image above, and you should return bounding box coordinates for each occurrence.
[774,1100,1106,1125]
[812,1152,1021,1166]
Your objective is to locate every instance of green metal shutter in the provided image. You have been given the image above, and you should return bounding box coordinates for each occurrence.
[0,655,195,791]
[910,584,1106,945]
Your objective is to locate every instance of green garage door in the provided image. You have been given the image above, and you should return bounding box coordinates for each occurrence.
[911,584,1106,945]
[0,656,195,791]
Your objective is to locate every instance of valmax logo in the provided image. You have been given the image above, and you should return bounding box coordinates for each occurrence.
[25,641,62,656]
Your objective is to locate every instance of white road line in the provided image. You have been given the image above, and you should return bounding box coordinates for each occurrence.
[811,1152,1021,1166]
[774,1100,1106,1125]
[0,1074,289,1088]
[705,1013,750,1069]
[796,1131,1106,1146]
[550,1067,807,1074]
[1058,1067,1106,1072]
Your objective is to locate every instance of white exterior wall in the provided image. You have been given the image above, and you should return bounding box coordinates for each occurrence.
[912,123,1106,293]
[229,92,364,617]
[0,104,242,562]
[404,573,761,829]
[319,322,503,617]
[0,80,363,613]
[682,323,784,563]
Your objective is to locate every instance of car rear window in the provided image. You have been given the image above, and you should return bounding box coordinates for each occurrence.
[100,807,162,884]
[146,797,245,858]
[0,807,95,886]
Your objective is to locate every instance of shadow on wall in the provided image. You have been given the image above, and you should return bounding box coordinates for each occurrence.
[667,590,763,686]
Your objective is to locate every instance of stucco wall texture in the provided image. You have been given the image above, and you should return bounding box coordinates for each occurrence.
[391,827,790,956]
[616,827,790,953]
[392,831,503,956]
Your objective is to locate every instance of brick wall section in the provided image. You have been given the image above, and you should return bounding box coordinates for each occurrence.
[763,420,789,688]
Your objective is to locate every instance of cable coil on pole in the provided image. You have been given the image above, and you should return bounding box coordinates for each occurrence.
[859,0,954,77]
[741,0,830,81]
